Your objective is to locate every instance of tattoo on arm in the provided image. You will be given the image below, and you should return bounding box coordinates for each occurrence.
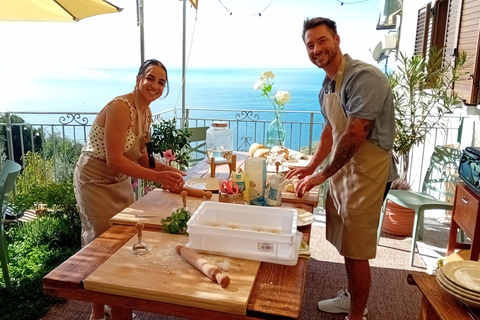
[321,118,373,179]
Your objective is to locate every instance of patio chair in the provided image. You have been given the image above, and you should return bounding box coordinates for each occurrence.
[377,146,462,266]
[187,126,209,165]
[0,160,22,292]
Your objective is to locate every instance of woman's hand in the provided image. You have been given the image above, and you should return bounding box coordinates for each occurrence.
[161,163,187,176]
[155,171,185,189]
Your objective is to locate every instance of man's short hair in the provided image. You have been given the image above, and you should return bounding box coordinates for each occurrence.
[302,17,337,42]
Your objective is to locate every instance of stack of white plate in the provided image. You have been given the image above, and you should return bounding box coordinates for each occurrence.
[436,260,480,308]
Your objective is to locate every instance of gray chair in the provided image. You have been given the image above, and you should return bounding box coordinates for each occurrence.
[377,146,462,266]
[0,160,22,292]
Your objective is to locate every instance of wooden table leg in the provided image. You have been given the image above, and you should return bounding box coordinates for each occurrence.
[419,295,442,320]
[210,157,216,177]
[229,155,237,174]
[111,306,132,320]
[447,218,459,256]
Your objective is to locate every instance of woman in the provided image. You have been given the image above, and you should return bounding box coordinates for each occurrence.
[74,59,185,320]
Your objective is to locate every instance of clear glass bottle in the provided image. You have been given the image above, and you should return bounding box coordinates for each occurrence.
[206,121,233,163]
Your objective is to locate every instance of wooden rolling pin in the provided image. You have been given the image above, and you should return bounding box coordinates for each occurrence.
[162,186,213,199]
[175,243,230,288]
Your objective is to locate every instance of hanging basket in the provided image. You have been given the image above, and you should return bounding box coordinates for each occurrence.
[381,200,415,236]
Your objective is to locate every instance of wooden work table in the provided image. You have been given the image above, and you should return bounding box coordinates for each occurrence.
[43,152,317,320]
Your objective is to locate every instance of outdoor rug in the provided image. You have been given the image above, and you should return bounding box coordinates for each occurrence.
[41,224,428,320]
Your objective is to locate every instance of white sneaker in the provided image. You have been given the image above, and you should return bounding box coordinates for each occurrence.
[317,289,368,315]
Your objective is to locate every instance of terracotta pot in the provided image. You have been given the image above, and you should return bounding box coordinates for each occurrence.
[381,200,415,236]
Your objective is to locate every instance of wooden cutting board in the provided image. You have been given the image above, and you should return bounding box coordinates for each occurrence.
[83,232,261,315]
[110,189,218,229]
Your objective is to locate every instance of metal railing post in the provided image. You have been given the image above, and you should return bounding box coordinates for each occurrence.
[5,113,14,161]
[309,112,314,154]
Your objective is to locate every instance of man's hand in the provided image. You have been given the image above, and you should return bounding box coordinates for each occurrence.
[285,164,316,180]
[296,173,327,198]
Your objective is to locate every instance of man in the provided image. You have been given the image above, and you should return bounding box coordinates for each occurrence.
[286,17,397,320]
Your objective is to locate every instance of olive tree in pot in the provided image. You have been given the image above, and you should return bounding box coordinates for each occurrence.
[381,47,467,235]
[389,47,466,177]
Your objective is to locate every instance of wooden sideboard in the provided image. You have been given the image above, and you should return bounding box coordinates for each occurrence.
[447,181,480,261]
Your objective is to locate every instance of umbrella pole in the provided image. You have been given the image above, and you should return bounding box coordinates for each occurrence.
[137,0,145,64]
[181,0,187,128]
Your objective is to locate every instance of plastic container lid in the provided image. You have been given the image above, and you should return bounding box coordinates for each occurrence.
[212,121,228,127]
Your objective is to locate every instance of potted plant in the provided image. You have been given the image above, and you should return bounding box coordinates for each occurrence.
[388,47,466,177]
[381,47,467,235]
[150,118,192,170]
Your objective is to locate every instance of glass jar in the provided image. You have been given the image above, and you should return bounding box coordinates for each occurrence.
[206,121,233,163]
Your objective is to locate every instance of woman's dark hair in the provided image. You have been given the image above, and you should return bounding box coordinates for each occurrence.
[137,59,170,98]
[302,17,337,42]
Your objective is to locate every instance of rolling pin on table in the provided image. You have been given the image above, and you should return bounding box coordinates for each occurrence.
[175,243,230,288]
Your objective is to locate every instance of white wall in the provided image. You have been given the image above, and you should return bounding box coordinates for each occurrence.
[396,0,432,56]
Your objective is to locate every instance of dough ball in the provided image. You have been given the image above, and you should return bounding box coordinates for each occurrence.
[249,143,267,157]
[293,178,300,189]
[271,146,289,160]
[217,261,231,271]
[285,183,295,193]
[253,148,271,158]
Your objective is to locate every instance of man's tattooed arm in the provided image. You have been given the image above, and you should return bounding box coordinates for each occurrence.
[320,117,373,179]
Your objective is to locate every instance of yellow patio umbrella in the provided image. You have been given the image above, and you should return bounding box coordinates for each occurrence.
[0,0,122,22]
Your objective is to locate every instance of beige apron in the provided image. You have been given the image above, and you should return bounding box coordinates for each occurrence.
[324,57,390,260]
[74,104,149,246]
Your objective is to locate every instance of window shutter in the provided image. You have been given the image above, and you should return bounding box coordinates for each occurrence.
[443,0,462,65]
[447,0,480,105]
[430,0,449,52]
[414,3,432,57]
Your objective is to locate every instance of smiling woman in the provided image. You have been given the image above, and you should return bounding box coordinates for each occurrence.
[72,58,186,320]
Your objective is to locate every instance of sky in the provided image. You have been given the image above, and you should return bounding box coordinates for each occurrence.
[0,0,387,71]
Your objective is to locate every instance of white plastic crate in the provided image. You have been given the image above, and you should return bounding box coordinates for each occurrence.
[186,202,303,266]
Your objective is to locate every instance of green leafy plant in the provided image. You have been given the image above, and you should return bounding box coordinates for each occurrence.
[15,151,54,195]
[388,47,467,177]
[160,207,191,234]
[0,135,81,319]
[0,114,43,166]
[151,118,192,170]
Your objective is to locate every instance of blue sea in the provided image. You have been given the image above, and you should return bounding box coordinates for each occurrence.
[0,67,327,149]
[1,68,326,121]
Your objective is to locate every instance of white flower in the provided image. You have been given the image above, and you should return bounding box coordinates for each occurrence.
[253,80,265,90]
[275,90,291,105]
[254,70,290,113]
[260,71,274,81]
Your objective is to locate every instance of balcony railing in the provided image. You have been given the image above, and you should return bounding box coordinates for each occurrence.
[0,110,469,196]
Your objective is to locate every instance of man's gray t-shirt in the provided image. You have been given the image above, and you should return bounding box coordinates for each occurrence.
[318,54,398,181]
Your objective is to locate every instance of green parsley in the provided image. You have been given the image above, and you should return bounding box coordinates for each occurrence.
[160,207,191,234]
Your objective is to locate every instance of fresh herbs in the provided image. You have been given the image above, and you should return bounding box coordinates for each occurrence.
[160,207,191,234]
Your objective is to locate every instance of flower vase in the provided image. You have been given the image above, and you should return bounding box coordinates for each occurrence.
[266,112,286,148]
